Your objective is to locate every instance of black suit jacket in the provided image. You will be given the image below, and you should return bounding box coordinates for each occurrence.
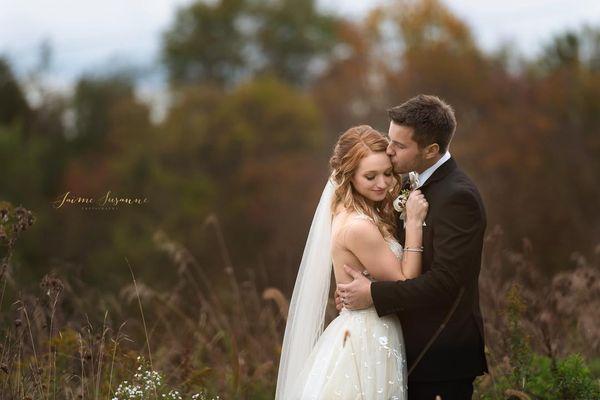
[371,157,488,382]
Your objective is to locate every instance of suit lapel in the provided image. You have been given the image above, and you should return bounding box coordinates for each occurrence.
[395,158,457,244]
[419,158,457,270]
[418,157,457,191]
[396,222,406,244]
[395,175,411,243]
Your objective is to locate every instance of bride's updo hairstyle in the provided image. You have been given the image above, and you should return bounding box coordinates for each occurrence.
[329,125,401,239]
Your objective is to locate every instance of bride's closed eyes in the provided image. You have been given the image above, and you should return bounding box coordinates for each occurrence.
[365,170,393,180]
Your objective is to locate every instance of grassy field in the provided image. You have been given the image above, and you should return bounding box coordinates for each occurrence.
[1,204,598,399]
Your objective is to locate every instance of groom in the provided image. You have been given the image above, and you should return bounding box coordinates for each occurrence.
[337,95,488,400]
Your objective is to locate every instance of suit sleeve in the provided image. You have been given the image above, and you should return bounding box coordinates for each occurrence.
[371,189,484,317]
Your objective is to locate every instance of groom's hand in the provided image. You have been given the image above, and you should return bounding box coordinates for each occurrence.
[336,265,373,310]
[334,288,343,312]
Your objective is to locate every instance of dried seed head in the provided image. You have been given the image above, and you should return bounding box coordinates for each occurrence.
[40,274,64,299]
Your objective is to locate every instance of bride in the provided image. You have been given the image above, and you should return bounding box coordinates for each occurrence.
[275,125,428,399]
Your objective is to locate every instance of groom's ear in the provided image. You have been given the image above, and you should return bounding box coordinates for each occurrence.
[423,143,440,159]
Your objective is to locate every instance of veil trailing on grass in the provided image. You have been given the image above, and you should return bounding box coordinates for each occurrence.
[275,178,335,400]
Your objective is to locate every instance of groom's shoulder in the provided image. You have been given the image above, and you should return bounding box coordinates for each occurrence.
[446,169,486,215]
[453,167,479,190]
[444,161,480,189]
[438,167,483,202]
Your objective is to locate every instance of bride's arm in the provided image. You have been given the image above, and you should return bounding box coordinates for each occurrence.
[401,220,424,279]
[344,191,428,282]
[401,189,428,279]
[344,220,407,282]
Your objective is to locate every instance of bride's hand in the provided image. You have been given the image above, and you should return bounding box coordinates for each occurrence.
[405,189,428,224]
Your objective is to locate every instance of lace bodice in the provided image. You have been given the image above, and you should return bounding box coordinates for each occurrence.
[386,237,404,259]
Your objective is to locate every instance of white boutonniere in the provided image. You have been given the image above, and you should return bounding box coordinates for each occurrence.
[392,188,411,222]
[393,172,426,228]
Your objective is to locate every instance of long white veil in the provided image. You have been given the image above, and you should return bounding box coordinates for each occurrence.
[275,178,335,400]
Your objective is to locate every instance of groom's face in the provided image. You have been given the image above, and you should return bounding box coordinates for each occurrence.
[386,122,427,174]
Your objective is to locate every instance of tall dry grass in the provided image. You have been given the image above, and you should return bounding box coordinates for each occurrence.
[1,204,292,398]
[475,225,600,399]
[1,203,598,399]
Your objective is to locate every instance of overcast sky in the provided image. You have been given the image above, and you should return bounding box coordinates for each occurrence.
[1,0,600,89]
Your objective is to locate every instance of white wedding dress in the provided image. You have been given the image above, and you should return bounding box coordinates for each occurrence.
[286,236,408,400]
[275,180,407,400]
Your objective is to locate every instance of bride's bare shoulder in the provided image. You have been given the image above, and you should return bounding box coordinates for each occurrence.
[333,210,380,240]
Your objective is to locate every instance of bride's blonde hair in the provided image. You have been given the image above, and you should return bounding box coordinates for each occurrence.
[329,125,401,239]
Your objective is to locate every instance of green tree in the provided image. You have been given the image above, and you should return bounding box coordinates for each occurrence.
[541,31,581,71]
[162,0,338,87]
[0,58,30,128]
[163,0,248,87]
[160,77,326,274]
[252,0,337,85]
[71,73,136,151]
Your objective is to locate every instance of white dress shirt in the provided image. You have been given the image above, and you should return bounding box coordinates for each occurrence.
[416,151,451,188]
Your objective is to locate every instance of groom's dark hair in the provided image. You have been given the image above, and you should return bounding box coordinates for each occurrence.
[388,95,456,153]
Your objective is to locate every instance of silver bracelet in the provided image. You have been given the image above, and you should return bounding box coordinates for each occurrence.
[404,246,424,253]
